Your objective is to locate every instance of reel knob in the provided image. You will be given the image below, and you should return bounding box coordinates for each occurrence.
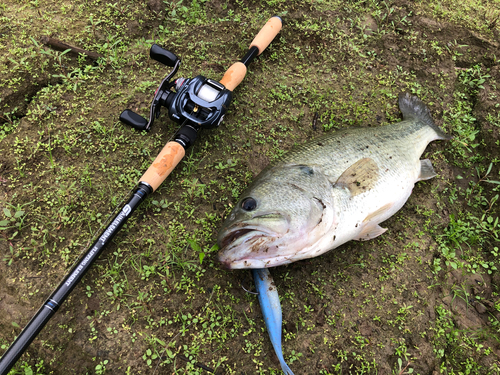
[119,109,149,131]
[150,44,179,67]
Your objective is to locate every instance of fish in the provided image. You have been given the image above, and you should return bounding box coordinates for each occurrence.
[217,93,450,269]
[252,268,294,375]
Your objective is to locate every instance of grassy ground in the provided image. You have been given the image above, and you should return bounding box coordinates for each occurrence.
[1,0,500,374]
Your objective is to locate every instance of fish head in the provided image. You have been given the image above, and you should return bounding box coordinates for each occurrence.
[217,165,336,269]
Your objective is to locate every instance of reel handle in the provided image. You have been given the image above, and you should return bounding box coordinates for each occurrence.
[119,46,181,131]
[220,16,282,91]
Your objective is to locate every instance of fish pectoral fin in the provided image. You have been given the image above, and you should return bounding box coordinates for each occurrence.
[418,159,437,181]
[335,158,379,197]
[357,203,392,241]
[363,203,394,224]
[355,223,387,241]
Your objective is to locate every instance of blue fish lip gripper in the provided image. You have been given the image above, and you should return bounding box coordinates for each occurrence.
[252,268,294,375]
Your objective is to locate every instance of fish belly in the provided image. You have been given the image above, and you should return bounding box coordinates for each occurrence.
[331,156,420,250]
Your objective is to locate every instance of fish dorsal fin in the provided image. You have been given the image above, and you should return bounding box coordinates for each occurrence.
[398,93,451,140]
[335,158,379,196]
[418,159,437,181]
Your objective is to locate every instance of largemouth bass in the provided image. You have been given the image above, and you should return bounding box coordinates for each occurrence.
[217,93,450,269]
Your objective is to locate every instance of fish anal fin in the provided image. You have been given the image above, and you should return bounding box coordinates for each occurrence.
[335,158,379,197]
[418,159,437,181]
[363,202,394,224]
[355,223,387,241]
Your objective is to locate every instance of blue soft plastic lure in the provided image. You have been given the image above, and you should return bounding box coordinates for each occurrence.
[252,268,294,375]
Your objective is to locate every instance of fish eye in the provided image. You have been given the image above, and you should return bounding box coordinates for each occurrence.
[241,197,257,211]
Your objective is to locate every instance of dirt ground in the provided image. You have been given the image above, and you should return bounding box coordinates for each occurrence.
[1,0,500,374]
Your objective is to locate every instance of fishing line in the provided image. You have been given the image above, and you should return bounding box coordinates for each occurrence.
[241,272,259,295]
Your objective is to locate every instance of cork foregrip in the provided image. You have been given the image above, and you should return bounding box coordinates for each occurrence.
[140,141,185,191]
[219,62,247,91]
[250,16,282,55]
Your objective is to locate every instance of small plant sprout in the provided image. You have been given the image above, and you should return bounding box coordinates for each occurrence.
[395,358,414,374]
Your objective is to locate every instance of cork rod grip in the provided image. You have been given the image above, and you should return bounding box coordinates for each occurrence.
[140,141,185,192]
[250,16,282,55]
[220,16,282,91]
[219,62,247,92]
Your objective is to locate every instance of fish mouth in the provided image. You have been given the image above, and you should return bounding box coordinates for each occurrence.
[218,213,288,248]
[217,223,284,269]
[217,213,289,269]
[218,226,271,251]
[220,258,269,269]
[220,228,257,249]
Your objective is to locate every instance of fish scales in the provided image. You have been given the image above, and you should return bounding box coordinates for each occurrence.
[218,93,450,269]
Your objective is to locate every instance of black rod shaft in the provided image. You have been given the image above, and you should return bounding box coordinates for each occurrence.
[0,183,152,375]
[240,46,259,67]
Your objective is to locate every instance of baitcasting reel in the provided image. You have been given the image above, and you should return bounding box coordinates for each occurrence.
[119,44,232,148]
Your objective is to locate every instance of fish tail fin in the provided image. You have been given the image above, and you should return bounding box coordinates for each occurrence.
[418,159,437,181]
[398,93,451,141]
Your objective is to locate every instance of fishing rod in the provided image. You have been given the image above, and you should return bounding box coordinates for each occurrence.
[0,16,282,374]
